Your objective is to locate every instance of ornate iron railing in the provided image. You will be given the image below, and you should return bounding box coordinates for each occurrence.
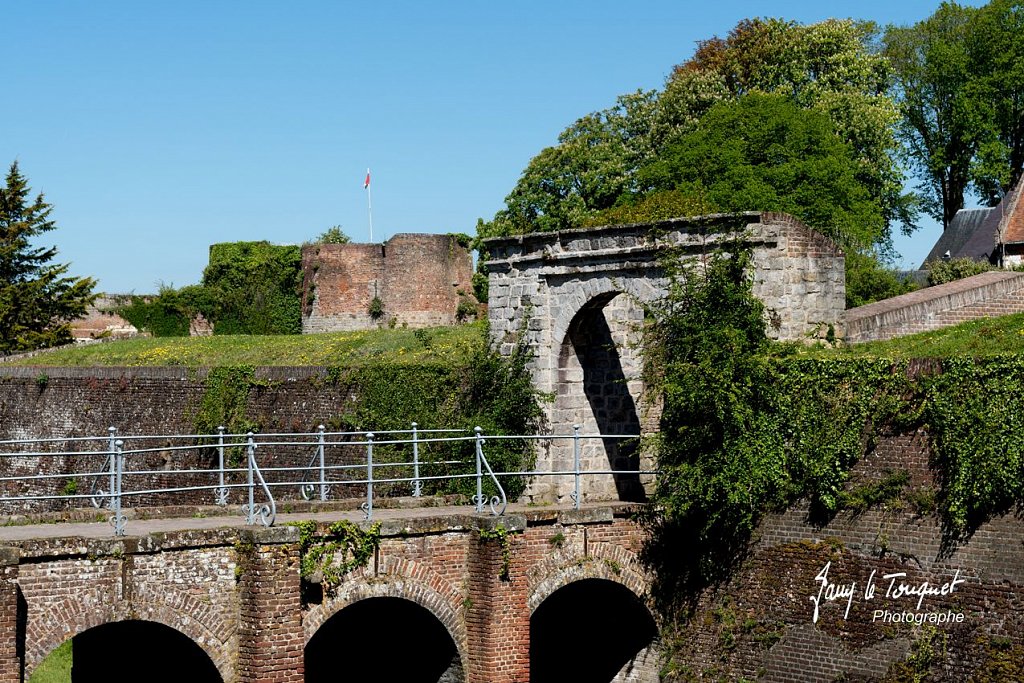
[0,425,648,537]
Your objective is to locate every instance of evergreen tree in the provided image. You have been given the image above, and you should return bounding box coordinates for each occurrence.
[0,161,96,354]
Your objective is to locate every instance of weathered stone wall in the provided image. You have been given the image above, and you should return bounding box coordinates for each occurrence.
[0,367,366,511]
[844,270,1024,343]
[484,213,845,503]
[301,234,474,333]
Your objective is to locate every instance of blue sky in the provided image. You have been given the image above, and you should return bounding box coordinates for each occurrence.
[2,1,981,293]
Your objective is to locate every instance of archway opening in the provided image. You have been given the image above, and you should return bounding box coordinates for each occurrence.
[557,291,646,502]
[35,620,222,682]
[306,597,462,682]
[530,578,657,683]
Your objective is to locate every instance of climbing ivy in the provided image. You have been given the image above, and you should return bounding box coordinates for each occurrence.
[642,242,1024,615]
[292,519,381,590]
[478,524,513,581]
[324,323,545,501]
[192,366,260,434]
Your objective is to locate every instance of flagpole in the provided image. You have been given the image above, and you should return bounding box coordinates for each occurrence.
[365,167,374,243]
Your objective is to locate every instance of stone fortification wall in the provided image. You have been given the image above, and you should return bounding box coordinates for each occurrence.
[301,233,474,333]
[844,270,1024,343]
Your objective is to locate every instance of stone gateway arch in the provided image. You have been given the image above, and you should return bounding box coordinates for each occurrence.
[483,212,845,504]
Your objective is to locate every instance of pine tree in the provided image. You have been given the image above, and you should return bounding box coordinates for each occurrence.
[0,161,96,354]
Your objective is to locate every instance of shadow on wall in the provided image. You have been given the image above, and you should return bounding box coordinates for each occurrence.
[567,296,646,503]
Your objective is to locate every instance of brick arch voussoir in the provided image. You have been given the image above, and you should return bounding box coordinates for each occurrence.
[526,540,652,614]
[303,556,468,676]
[27,593,232,682]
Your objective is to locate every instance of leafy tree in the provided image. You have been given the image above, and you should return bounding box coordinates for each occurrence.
[639,94,886,250]
[0,162,96,354]
[970,0,1024,200]
[317,225,351,244]
[479,90,659,238]
[480,17,911,250]
[884,3,989,229]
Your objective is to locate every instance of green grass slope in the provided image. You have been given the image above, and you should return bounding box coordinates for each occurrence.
[4,323,483,367]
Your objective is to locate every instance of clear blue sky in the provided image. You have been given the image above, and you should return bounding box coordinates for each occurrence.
[2,1,980,293]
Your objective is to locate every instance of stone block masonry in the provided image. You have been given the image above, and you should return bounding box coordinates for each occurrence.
[301,233,474,333]
[483,212,845,504]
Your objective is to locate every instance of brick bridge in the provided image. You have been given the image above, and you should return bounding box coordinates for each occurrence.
[0,503,654,682]
[483,213,844,504]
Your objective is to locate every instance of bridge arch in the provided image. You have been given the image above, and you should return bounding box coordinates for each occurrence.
[27,592,232,680]
[304,559,468,682]
[30,616,225,682]
[528,543,657,683]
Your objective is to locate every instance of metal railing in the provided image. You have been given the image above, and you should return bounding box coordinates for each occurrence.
[0,424,648,537]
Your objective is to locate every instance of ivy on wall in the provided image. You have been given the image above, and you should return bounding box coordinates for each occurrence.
[117,241,302,336]
[642,242,1024,616]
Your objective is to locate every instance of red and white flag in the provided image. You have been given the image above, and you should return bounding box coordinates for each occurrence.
[364,169,371,189]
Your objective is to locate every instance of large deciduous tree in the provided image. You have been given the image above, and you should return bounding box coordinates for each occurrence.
[0,162,96,354]
[971,0,1024,201]
[884,3,988,229]
[480,17,910,245]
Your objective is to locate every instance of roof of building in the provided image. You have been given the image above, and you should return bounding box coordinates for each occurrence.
[919,208,997,268]
[997,180,1024,244]
[919,180,1024,268]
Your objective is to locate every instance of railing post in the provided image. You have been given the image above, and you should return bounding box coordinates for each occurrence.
[572,424,581,510]
[317,424,327,502]
[110,439,125,536]
[361,433,374,520]
[214,426,228,506]
[244,432,256,525]
[411,421,422,497]
[106,426,117,509]
[474,426,484,513]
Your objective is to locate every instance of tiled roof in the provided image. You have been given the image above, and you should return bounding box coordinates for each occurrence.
[999,181,1024,244]
[919,208,996,267]
[919,180,1024,267]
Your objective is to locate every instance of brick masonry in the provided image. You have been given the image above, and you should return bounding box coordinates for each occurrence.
[844,270,1024,343]
[0,507,654,683]
[0,427,1017,681]
[667,428,1024,682]
[484,213,845,503]
[301,234,474,333]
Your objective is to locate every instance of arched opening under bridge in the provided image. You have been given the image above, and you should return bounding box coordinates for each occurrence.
[530,578,658,682]
[305,596,463,682]
[35,619,223,682]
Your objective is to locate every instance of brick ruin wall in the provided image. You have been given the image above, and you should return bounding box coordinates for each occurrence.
[300,234,474,333]
[669,428,1024,682]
